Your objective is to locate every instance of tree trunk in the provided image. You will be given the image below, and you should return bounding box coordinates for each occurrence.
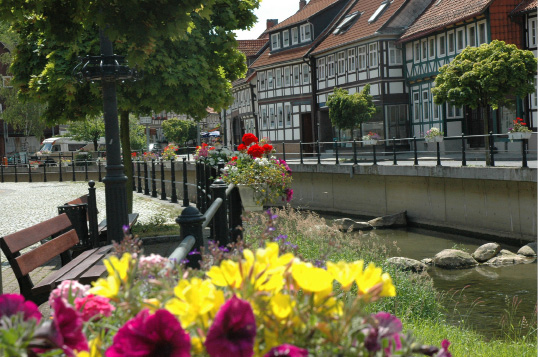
[482,104,491,166]
[120,110,133,213]
[93,139,98,151]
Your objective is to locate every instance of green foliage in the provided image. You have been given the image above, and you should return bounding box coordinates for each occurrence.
[326,85,376,133]
[124,115,146,151]
[432,40,537,110]
[66,116,105,150]
[161,118,197,144]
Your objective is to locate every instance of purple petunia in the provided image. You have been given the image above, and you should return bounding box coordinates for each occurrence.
[106,309,191,357]
[437,339,452,357]
[363,312,403,355]
[0,293,42,322]
[264,344,308,357]
[205,296,256,357]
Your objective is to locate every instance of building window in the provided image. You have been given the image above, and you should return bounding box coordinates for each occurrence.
[433,102,440,119]
[259,73,265,90]
[300,23,311,42]
[447,104,463,118]
[414,41,420,62]
[262,108,267,128]
[284,67,291,86]
[2,76,12,88]
[267,70,273,89]
[530,19,537,47]
[468,25,476,47]
[422,91,429,120]
[429,38,435,58]
[285,104,291,126]
[448,31,455,54]
[369,1,389,23]
[302,63,310,83]
[438,34,446,56]
[293,65,300,85]
[337,51,345,74]
[368,43,378,67]
[328,54,335,77]
[388,42,401,65]
[271,33,280,50]
[278,105,283,127]
[283,30,290,47]
[358,46,366,69]
[318,58,326,79]
[456,28,465,52]
[413,92,420,122]
[333,11,360,34]
[348,48,356,71]
[292,27,299,44]
[269,107,275,128]
[421,40,427,61]
[276,68,282,88]
[478,22,487,45]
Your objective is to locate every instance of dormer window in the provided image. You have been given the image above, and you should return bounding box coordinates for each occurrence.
[292,27,299,44]
[368,1,389,23]
[300,23,311,42]
[283,30,290,47]
[271,33,280,50]
[333,11,360,35]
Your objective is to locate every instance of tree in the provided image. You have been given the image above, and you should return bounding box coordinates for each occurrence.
[66,116,105,150]
[162,118,197,144]
[432,40,537,164]
[326,85,376,136]
[124,115,146,152]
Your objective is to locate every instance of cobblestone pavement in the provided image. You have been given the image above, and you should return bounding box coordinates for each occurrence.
[0,181,185,299]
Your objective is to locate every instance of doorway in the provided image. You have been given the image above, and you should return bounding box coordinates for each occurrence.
[301,113,314,153]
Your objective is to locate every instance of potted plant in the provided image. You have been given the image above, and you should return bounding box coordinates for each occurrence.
[508,117,532,140]
[361,132,381,145]
[29,160,40,169]
[194,143,233,166]
[60,158,72,167]
[424,127,444,143]
[221,133,293,211]
[161,144,179,167]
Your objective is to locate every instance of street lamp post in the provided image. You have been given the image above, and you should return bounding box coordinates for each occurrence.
[74,30,140,243]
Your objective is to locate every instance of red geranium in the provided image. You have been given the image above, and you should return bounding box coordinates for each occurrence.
[237,144,247,151]
[262,144,273,153]
[242,133,259,146]
[231,156,238,161]
[247,144,265,158]
[131,152,137,158]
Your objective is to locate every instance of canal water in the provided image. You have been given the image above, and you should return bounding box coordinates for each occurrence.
[323,214,536,339]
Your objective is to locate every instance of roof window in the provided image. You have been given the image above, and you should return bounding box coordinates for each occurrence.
[333,11,360,34]
[368,1,389,23]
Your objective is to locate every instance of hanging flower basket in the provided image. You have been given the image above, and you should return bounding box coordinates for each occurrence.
[237,185,264,212]
[508,132,532,140]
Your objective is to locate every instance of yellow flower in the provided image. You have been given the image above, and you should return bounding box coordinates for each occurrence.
[143,298,161,312]
[206,260,243,288]
[104,253,133,281]
[326,260,364,291]
[191,336,204,354]
[88,275,120,298]
[89,253,133,298]
[355,262,396,297]
[270,293,294,319]
[76,337,102,357]
[380,272,396,297]
[291,261,333,293]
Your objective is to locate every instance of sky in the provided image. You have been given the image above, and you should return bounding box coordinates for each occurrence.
[234,0,301,40]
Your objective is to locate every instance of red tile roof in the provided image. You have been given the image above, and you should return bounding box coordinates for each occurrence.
[264,0,344,33]
[512,0,537,14]
[313,0,407,54]
[399,0,494,42]
[250,45,311,68]
[237,39,267,57]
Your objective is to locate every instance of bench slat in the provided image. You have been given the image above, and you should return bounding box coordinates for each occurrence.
[15,230,79,277]
[1,214,73,255]
[66,195,88,206]
[32,245,113,296]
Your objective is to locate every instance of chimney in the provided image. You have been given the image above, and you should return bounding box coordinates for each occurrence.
[299,0,307,10]
[266,19,279,31]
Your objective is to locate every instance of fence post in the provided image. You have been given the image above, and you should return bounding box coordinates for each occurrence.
[137,161,142,193]
[131,161,136,191]
[299,141,304,164]
[373,145,377,165]
[72,153,76,181]
[160,161,167,200]
[84,158,88,181]
[182,158,189,206]
[171,159,178,204]
[353,140,357,165]
[144,161,150,195]
[1,161,3,183]
[229,186,243,243]
[392,137,397,165]
[176,206,205,269]
[151,159,157,197]
[334,139,339,165]
[14,163,17,183]
[28,163,32,183]
[489,132,495,167]
[413,137,418,165]
[461,133,467,167]
[98,160,102,182]
[196,162,201,210]
[211,178,228,247]
[282,142,286,161]
[317,140,321,164]
[522,139,528,168]
[205,163,211,212]
[59,156,63,182]
[436,141,441,166]
[43,162,47,182]
[88,180,99,248]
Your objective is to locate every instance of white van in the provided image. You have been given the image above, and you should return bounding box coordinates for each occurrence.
[35,137,105,164]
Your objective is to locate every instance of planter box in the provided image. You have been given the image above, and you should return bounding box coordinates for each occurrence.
[425,136,444,143]
[363,139,378,146]
[237,185,264,212]
[508,132,532,140]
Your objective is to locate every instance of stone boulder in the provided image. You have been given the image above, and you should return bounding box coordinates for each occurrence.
[517,242,537,257]
[387,257,428,273]
[486,249,535,266]
[433,249,478,269]
[368,211,407,228]
[333,218,372,231]
[472,243,501,262]
[421,258,433,266]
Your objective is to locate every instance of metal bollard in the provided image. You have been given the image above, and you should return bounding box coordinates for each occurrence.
[211,178,228,247]
[137,161,142,193]
[132,161,136,191]
[28,163,32,183]
[160,160,167,200]
[59,157,63,182]
[43,162,47,182]
[98,159,102,182]
[151,159,157,197]
[171,159,178,204]
[175,206,205,269]
[144,161,149,195]
[72,153,76,181]
[88,180,99,248]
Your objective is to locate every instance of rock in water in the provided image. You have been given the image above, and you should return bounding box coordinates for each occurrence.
[472,243,501,262]
[387,257,428,273]
[367,211,407,228]
[333,218,371,231]
[433,249,478,269]
[517,242,537,257]
[486,249,535,266]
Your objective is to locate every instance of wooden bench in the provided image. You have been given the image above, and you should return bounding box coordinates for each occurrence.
[0,213,112,305]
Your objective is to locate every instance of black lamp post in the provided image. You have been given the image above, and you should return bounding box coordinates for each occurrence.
[73,30,140,243]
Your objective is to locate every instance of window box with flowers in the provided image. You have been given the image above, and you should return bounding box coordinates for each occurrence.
[508,117,532,140]
[161,145,179,167]
[194,143,234,166]
[29,160,40,169]
[362,132,381,145]
[222,133,293,211]
[424,127,444,143]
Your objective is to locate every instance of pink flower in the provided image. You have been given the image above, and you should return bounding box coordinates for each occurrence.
[139,254,169,276]
[437,339,452,357]
[264,344,308,357]
[74,294,115,322]
[205,296,256,357]
[106,309,191,357]
[284,188,294,202]
[0,293,41,322]
[49,280,89,308]
[364,312,402,354]
[49,296,89,356]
